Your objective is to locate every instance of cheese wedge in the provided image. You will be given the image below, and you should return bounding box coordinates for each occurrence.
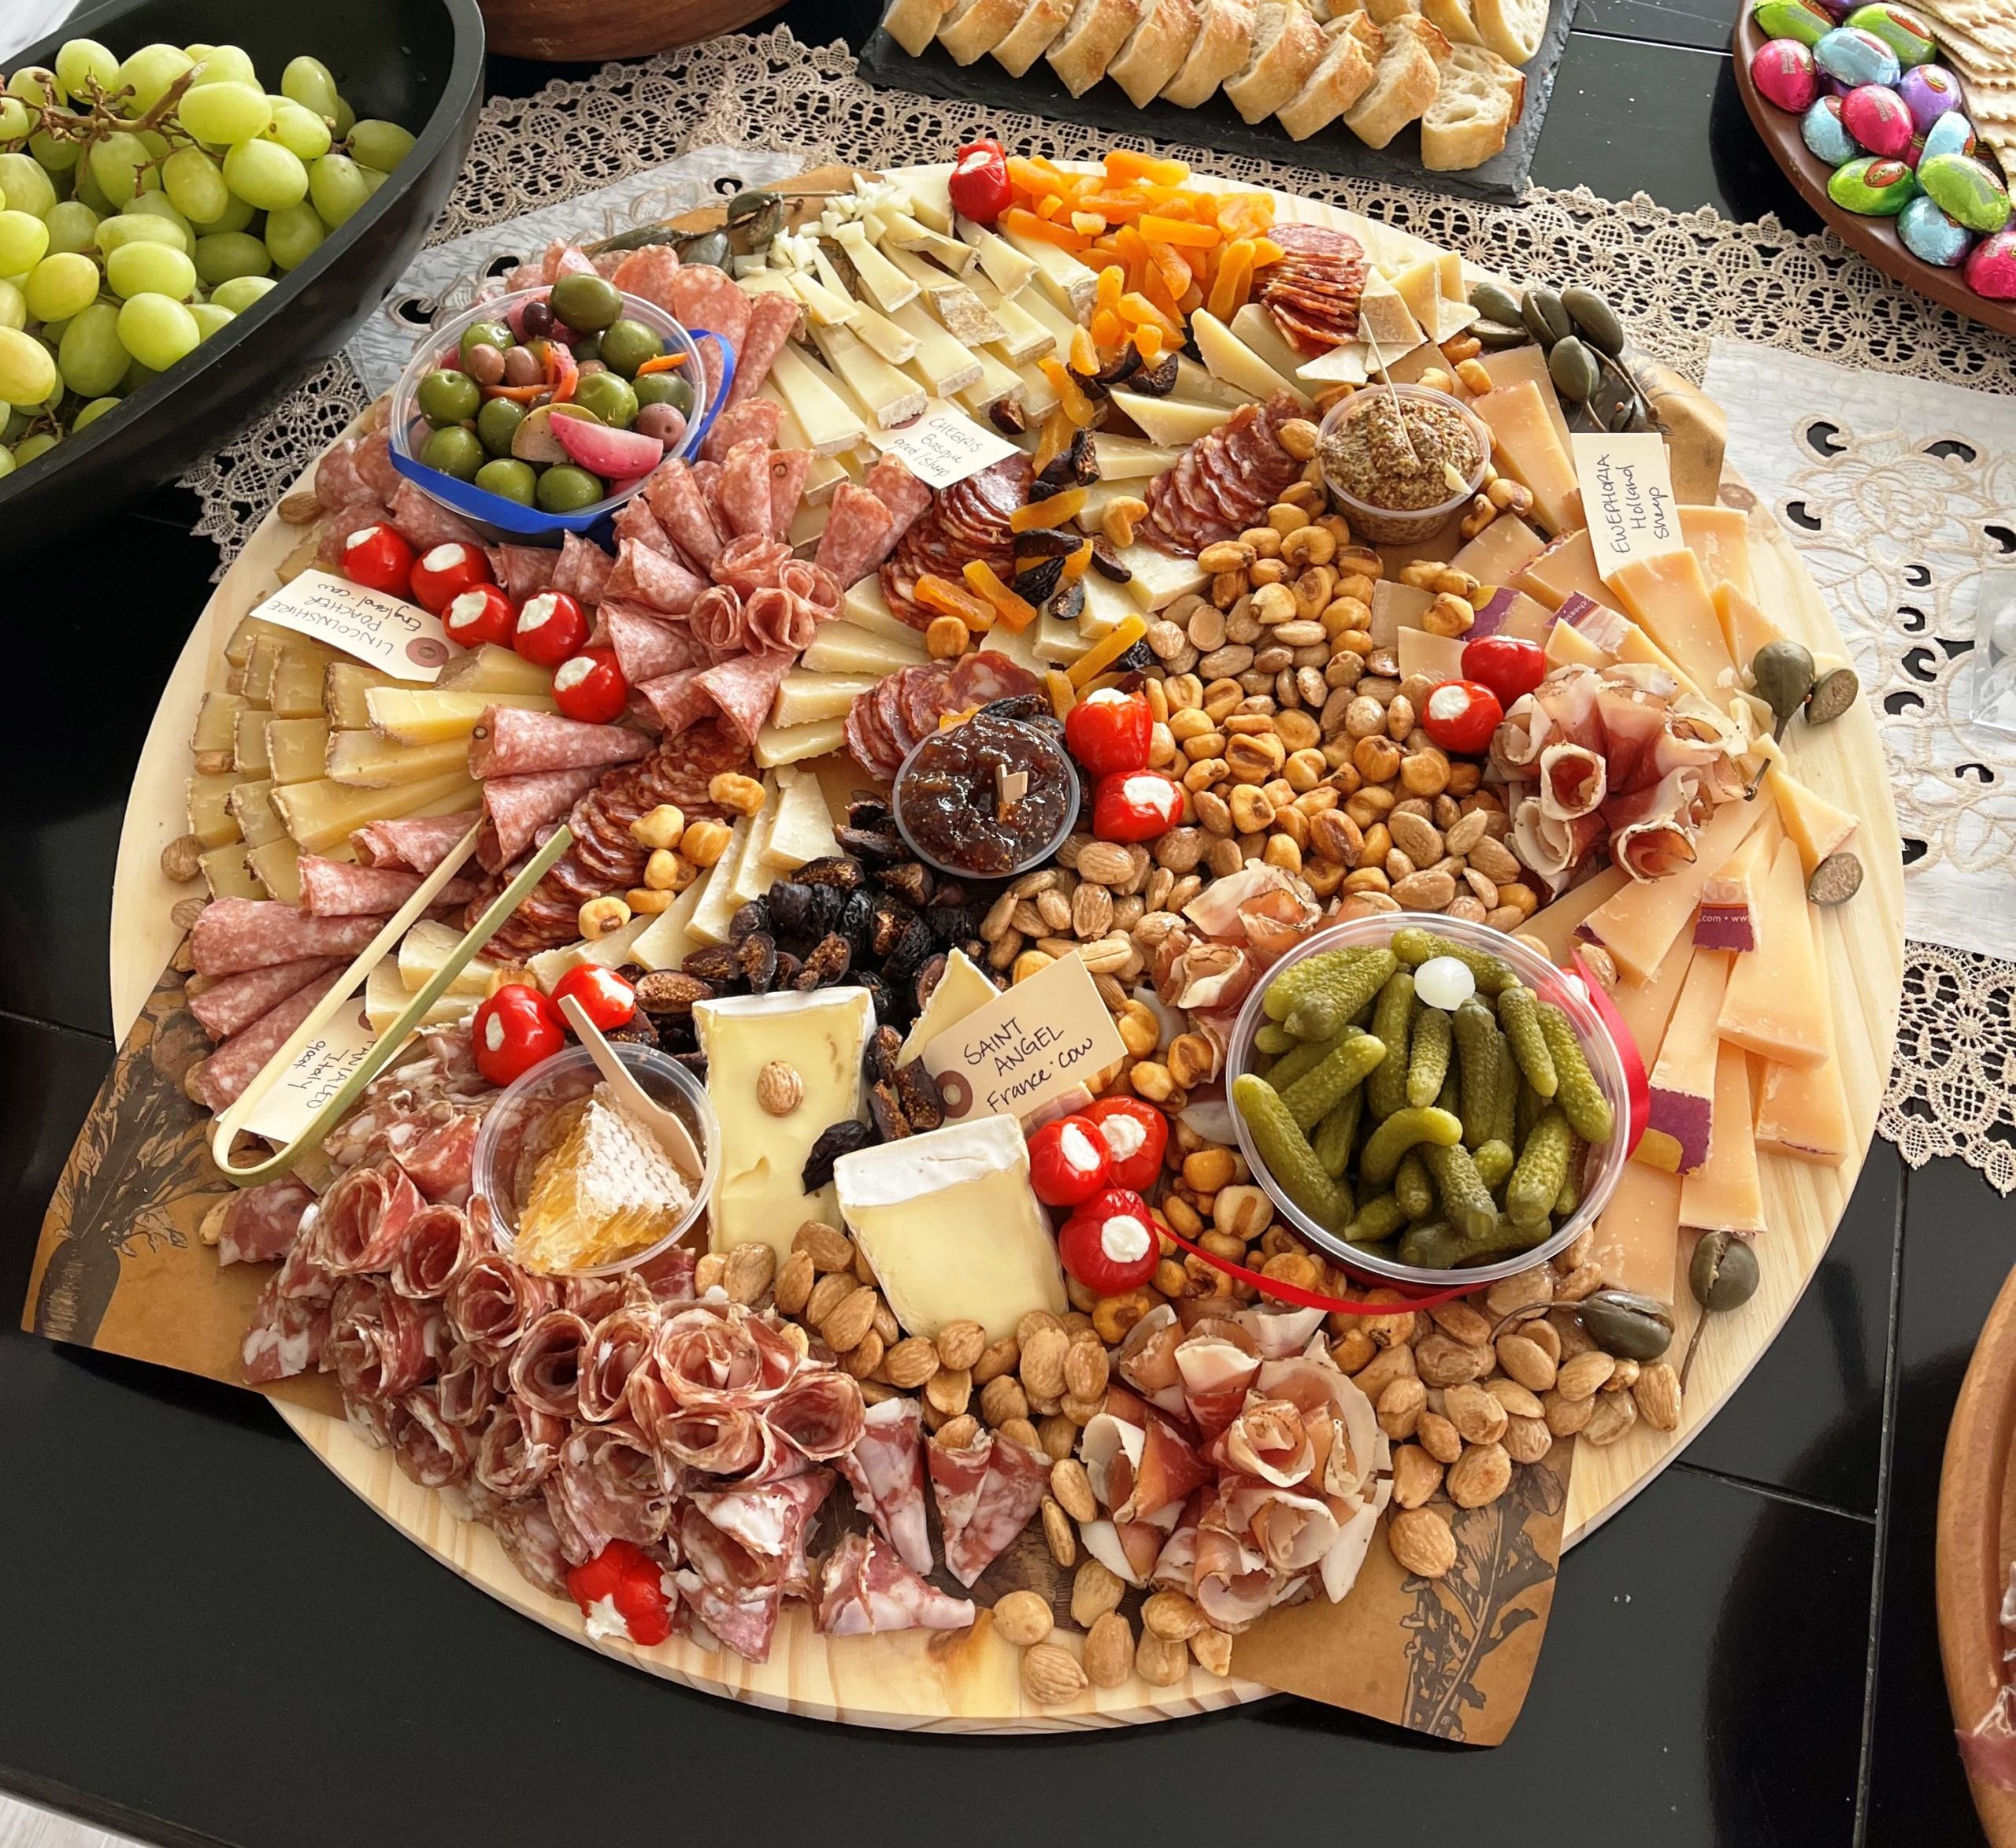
[1678,1043,1768,1235]
[202,842,263,901]
[1470,343,1572,452]
[193,690,247,757]
[233,705,272,776]
[829,222,921,313]
[1450,515,1544,587]
[731,787,787,905]
[272,771,478,855]
[960,218,1039,296]
[766,340,868,455]
[1580,795,1770,982]
[811,321,929,430]
[398,918,498,995]
[437,643,551,697]
[270,644,339,719]
[1471,586,1555,645]
[1518,866,1631,966]
[1117,543,1209,611]
[1695,824,1775,953]
[773,668,877,728]
[684,813,754,950]
[1514,528,1613,612]
[898,946,999,1063]
[1090,433,1184,480]
[840,576,934,647]
[1545,621,1610,672]
[1395,626,1468,685]
[187,773,242,850]
[1110,390,1236,448]
[1473,382,1584,535]
[1764,761,1858,876]
[1295,343,1372,387]
[228,779,287,850]
[265,716,330,785]
[1232,302,1323,386]
[366,957,476,1033]
[1645,949,1731,1174]
[1607,929,1697,1072]
[1679,506,1754,598]
[1753,902,1853,1165]
[629,868,713,972]
[802,622,928,677]
[1715,834,1830,1068]
[1588,1159,1684,1303]
[325,731,470,788]
[969,279,1054,364]
[1607,549,1737,694]
[1711,582,1788,676]
[1191,309,1310,406]
[367,686,554,745]
[1000,226,1098,315]
[891,300,986,397]
[244,837,302,905]
[755,715,848,768]
[762,767,840,871]
[954,344,1025,418]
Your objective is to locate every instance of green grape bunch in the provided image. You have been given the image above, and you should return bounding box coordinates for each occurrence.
[0,36,415,484]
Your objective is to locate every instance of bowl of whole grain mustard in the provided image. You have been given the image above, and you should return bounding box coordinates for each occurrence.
[1316,383,1491,547]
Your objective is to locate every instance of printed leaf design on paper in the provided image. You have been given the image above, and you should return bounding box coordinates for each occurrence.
[33,955,223,1344]
[1399,1454,1567,1740]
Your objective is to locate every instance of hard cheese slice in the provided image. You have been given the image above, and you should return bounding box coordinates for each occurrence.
[1450,515,1545,587]
[1679,506,1754,599]
[1581,796,1769,983]
[1607,928,1696,1076]
[1695,824,1774,953]
[1644,948,1731,1174]
[1753,899,1853,1166]
[1473,382,1584,535]
[1514,528,1614,613]
[695,987,875,1262]
[897,946,999,1063]
[1677,1043,1767,1235]
[834,1114,1067,1342]
[1471,343,1572,451]
[1518,865,1630,967]
[1765,758,1858,876]
[1715,833,1830,1068]
[1588,1159,1683,1303]
[1606,548,1736,694]
[1711,582,1787,673]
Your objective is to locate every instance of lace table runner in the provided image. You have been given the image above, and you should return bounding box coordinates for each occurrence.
[180,27,2016,1189]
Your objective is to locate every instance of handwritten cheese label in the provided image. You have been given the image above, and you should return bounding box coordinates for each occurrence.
[240,991,383,1146]
[868,398,1018,490]
[922,951,1126,1125]
[1570,432,1684,585]
[253,568,454,680]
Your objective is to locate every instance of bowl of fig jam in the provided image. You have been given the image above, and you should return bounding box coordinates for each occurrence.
[891,700,1079,880]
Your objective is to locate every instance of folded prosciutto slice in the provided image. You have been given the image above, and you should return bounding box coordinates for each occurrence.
[836,1397,933,1576]
[688,1470,832,1594]
[676,1503,787,1663]
[927,1430,1053,1587]
[814,1532,975,1636]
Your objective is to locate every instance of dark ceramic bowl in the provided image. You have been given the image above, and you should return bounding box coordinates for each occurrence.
[0,0,486,554]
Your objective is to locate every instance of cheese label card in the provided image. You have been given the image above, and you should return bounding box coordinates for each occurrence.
[922,950,1126,1124]
[867,398,1018,489]
[240,993,382,1146]
[253,569,454,680]
[1570,433,1684,584]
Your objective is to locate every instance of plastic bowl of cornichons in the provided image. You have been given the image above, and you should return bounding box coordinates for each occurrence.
[1224,911,1631,1288]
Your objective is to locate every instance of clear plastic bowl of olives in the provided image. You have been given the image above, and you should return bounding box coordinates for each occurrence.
[388,279,711,542]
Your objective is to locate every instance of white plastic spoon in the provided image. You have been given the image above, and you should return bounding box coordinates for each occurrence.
[556,992,704,1182]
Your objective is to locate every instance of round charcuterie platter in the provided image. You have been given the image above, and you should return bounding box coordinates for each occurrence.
[107,165,1901,1732]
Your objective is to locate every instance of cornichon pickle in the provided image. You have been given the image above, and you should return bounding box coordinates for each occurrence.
[1490,1030,1519,1146]
[1506,1104,1573,1226]
[1266,1031,1340,1094]
[1254,1023,1296,1056]
[1366,970,1416,1120]
[1280,1029,1387,1129]
[1345,1192,1407,1242]
[1517,1072,1546,1145]
[1394,1149,1436,1220]
[1453,998,1500,1146]
[1473,1138,1515,1192]
[1361,1105,1464,1185]
[1423,1141,1498,1241]
[1232,1073,1349,1228]
[1286,994,1343,1042]
[1554,1132,1586,1217]
[1496,986,1558,1098]
[1535,1002,1614,1142]
[1406,1004,1453,1109]
[1397,1220,1462,1268]
[1391,926,1518,994]
[1262,946,1395,1024]
[1314,1088,1361,1179]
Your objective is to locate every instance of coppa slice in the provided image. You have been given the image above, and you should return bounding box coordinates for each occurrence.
[926,1428,1054,1586]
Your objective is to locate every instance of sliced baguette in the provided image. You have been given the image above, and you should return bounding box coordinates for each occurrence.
[1362,0,1418,22]
[1420,0,1483,46]
[1420,40,1520,168]
[1049,0,1147,93]
[939,0,1032,64]
[1224,1,1325,120]
[1472,0,1545,63]
[1276,11,1380,139]
[1109,0,1203,104]
[992,0,1075,69]
[1162,0,1254,105]
[1340,14,1447,146]
[884,0,959,54]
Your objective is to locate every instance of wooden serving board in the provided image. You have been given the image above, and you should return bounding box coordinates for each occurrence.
[103,179,1901,1725]
[1940,1259,2016,1845]
[1731,10,2016,344]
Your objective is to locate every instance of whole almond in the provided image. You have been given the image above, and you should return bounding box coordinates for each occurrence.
[1022,1642,1088,1705]
[1634,1361,1682,1432]
[1350,1342,1418,1401]
[773,1248,814,1317]
[1377,1375,1428,1441]
[1392,1442,1444,1509]
[1584,1390,1639,1446]
[842,1330,884,1379]
[1444,1380,1510,1446]
[722,1240,775,1305]
[820,1284,878,1354]
[1041,1495,1077,1568]
[936,1413,980,1449]
[1486,1267,1554,1317]
[1020,1324,1070,1399]
[1392,868,1458,910]
[1189,1624,1234,1677]
[806,1271,853,1328]
[1524,1317,1564,1365]
[1505,1414,1554,1464]
[926,1365,973,1418]
[1418,1410,1464,1465]
[1071,1558,1125,1628]
[695,1252,726,1294]
[1543,1387,1594,1436]
[1064,1335,1110,1402]
[1447,1440,1513,1507]
[981,1373,1030,1427]
[884,1336,941,1389]
[1084,1612,1134,1688]
[1495,1331,1558,1392]
[1556,1350,1617,1402]
[1051,1456,1098,1523]
[992,1589,1054,1647]
[1135,1630,1189,1687]
[1416,1330,1490,1387]
[936,1319,987,1372]
[1389,1508,1458,1579]
[1000,1416,1043,1453]
[1142,1590,1206,1641]
[1484,1376,1544,1420]
[873,1296,901,1347]
[794,1219,854,1272]
[1036,1414,1077,1461]
[1429,1299,1494,1348]
[973,1335,1021,1384]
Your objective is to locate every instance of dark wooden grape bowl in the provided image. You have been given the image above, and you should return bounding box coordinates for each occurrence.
[0,0,486,557]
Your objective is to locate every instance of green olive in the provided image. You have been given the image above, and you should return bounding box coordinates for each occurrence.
[416,367,480,426]
[476,395,527,457]
[421,424,484,481]
[458,318,513,368]
[572,369,638,429]
[633,371,694,416]
[536,462,605,513]
[598,317,663,380]
[475,457,537,505]
[570,331,602,365]
[550,272,621,333]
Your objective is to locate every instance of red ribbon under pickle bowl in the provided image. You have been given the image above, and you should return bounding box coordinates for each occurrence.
[1558,950,1650,1160]
[1155,1221,1477,1314]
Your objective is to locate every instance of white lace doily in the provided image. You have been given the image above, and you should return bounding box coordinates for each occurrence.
[179,27,2016,1189]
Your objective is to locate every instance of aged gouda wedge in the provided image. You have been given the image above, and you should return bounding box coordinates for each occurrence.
[1711,581,1788,674]
[1514,527,1614,612]
[1679,506,1754,599]
[1471,343,1572,451]
[1678,1043,1768,1235]
[1581,795,1770,982]
[1518,865,1630,966]
[1607,549,1737,694]
[1450,514,1545,587]
[1646,949,1731,1174]
[1607,929,1697,1074]
[1753,900,1853,1166]
[1695,824,1776,953]
[1715,834,1830,1068]
[1766,762,1858,876]
[1588,1159,1684,1304]
[1472,382,1585,535]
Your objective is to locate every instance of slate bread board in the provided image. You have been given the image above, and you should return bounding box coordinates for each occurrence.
[855,0,1573,202]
